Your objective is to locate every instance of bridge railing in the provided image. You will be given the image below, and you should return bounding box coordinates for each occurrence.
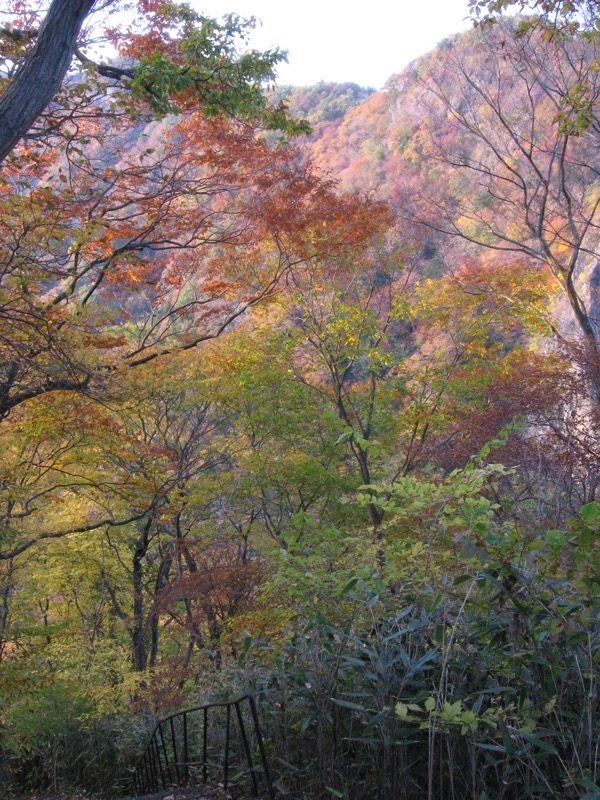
[132,694,275,799]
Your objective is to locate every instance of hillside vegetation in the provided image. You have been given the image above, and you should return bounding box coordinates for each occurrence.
[0,4,599,799]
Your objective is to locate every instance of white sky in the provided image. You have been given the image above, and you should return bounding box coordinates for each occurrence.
[195,0,473,89]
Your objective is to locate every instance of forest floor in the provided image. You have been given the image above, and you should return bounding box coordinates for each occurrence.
[14,788,250,800]
[135,786,250,800]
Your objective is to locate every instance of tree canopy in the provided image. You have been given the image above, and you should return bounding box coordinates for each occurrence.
[0,0,309,164]
[2,5,600,800]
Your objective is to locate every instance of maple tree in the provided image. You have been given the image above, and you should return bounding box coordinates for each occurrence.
[0,116,324,415]
[2,230,554,682]
[197,237,558,586]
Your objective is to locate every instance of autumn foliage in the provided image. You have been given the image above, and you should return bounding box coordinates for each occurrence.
[1,4,600,800]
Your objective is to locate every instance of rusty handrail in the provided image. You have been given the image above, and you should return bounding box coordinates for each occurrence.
[132,694,275,799]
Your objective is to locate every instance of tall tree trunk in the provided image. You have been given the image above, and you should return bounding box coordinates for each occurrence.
[174,515,205,666]
[132,518,152,672]
[0,0,96,163]
[148,553,172,669]
[0,558,14,663]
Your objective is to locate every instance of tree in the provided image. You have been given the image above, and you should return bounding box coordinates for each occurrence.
[0,0,95,163]
[0,0,394,639]
[0,0,341,566]
[266,230,555,559]
[406,21,600,354]
[0,146,386,549]
[469,0,600,31]
[0,0,321,420]
[0,103,382,421]
[0,0,307,165]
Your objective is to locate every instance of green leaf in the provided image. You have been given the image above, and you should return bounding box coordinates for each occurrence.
[331,698,366,712]
[510,728,558,754]
[546,529,565,547]
[581,502,600,520]
[473,742,507,752]
[575,776,600,793]
[335,430,354,446]
[301,711,318,733]
[430,593,443,612]
[453,574,473,586]
[334,576,359,597]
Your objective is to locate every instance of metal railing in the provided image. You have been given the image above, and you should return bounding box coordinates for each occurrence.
[132,694,275,799]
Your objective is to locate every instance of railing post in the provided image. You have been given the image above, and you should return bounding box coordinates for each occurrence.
[248,694,276,800]
[169,715,181,786]
[235,698,260,798]
[202,705,208,784]
[183,710,189,785]
[142,751,151,794]
[223,703,231,791]
[158,722,173,786]
[148,735,160,791]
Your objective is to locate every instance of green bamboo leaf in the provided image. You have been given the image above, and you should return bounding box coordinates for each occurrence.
[331,698,366,712]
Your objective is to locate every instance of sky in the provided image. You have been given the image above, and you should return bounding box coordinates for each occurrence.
[195,0,473,89]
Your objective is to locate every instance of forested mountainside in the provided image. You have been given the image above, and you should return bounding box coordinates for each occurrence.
[275,82,376,126]
[282,23,596,204]
[287,20,600,336]
[1,5,600,800]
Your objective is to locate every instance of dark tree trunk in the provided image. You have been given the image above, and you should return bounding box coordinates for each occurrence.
[132,518,152,672]
[148,553,172,669]
[0,558,14,663]
[175,516,205,664]
[0,0,96,164]
[206,607,222,668]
